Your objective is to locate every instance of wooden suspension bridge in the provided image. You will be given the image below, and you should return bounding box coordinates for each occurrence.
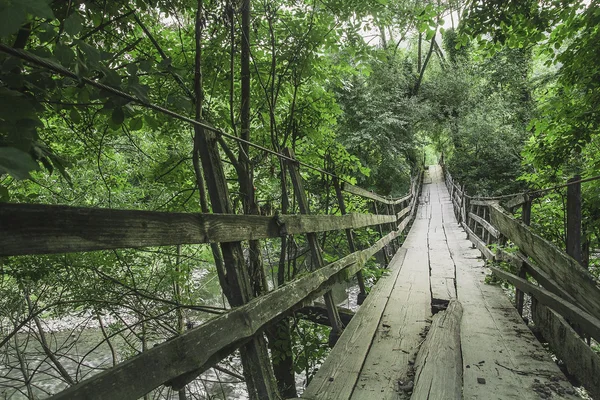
[2,161,600,399]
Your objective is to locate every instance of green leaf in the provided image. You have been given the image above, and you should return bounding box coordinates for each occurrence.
[0,147,39,180]
[21,0,54,19]
[0,88,37,120]
[111,106,125,126]
[70,108,81,124]
[426,28,436,41]
[76,40,101,67]
[0,185,9,201]
[145,115,159,129]
[54,42,75,67]
[0,4,26,37]
[129,116,143,131]
[64,12,83,36]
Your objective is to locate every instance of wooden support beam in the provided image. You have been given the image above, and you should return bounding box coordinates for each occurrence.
[341,183,395,205]
[489,266,600,342]
[489,203,600,320]
[333,178,367,304]
[412,301,463,400]
[283,148,344,346]
[373,200,390,267]
[393,193,412,206]
[0,204,396,256]
[504,194,526,211]
[468,212,500,239]
[521,197,532,226]
[566,175,582,265]
[468,199,492,207]
[461,222,494,261]
[396,205,411,220]
[532,302,600,399]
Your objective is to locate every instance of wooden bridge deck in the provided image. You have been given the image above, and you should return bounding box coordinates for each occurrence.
[302,166,578,400]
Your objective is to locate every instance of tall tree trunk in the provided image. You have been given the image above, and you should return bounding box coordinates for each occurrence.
[417,32,422,73]
[238,0,267,296]
[266,162,297,398]
[192,2,276,399]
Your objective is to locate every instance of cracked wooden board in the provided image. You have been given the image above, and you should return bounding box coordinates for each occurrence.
[350,220,432,399]
[301,248,409,400]
[442,220,578,397]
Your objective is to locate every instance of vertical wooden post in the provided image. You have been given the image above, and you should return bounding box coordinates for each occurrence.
[522,195,532,226]
[373,201,390,267]
[473,205,481,239]
[334,178,368,305]
[482,207,491,244]
[463,192,470,228]
[566,175,583,266]
[515,197,532,320]
[468,204,475,233]
[194,130,276,399]
[461,186,467,225]
[283,148,344,346]
[516,264,527,316]
[386,202,398,253]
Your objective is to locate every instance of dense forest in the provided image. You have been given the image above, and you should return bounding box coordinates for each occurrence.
[0,0,599,398]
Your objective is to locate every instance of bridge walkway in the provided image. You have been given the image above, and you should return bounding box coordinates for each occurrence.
[302,165,578,400]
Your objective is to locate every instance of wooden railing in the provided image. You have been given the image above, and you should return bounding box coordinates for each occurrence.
[442,165,600,398]
[1,154,423,400]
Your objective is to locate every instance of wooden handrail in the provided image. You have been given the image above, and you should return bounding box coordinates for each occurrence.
[342,182,412,205]
[48,193,421,400]
[2,167,423,400]
[1,204,398,256]
[443,164,600,396]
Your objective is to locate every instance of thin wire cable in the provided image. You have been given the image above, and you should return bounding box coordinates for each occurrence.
[465,174,600,201]
[0,44,342,181]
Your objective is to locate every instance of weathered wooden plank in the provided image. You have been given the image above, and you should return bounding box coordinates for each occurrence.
[412,301,463,400]
[513,253,579,305]
[351,221,432,399]
[453,183,463,199]
[469,199,491,206]
[50,227,398,400]
[489,266,600,342]
[301,249,409,400]
[468,212,500,238]
[489,203,600,320]
[395,205,410,221]
[342,183,394,205]
[303,172,422,400]
[532,302,600,399]
[428,188,457,308]
[461,222,494,260]
[504,194,526,210]
[0,203,396,256]
[393,193,412,206]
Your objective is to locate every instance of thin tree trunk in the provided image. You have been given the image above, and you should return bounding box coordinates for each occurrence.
[192,1,276,398]
[174,245,188,400]
[24,288,75,386]
[414,31,436,95]
[417,32,422,73]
